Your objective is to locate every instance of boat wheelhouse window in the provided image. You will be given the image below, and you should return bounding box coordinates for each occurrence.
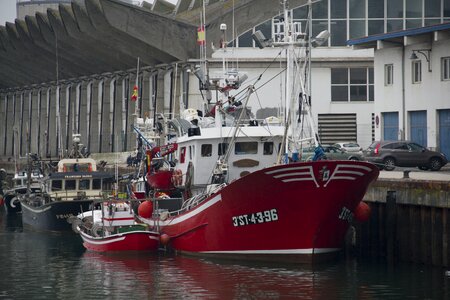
[92,179,102,190]
[65,180,76,190]
[218,143,229,155]
[189,146,194,160]
[263,142,274,155]
[79,179,90,190]
[180,147,186,163]
[201,144,212,157]
[235,142,258,155]
[51,180,63,191]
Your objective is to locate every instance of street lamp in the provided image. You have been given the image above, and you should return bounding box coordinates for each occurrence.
[410,49,432,72]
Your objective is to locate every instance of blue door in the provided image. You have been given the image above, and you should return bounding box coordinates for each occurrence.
[383,112,399,140]
[439,109,450,158]
[410,111,427,147]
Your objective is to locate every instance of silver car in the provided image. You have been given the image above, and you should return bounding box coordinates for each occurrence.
[332,142,363,154]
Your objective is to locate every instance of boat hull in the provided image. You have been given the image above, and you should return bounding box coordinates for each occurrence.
[79,230,160,252]
[3,187,40,213]
[21,199,92,231]
[3,192,22,214]
[153,160,379,263]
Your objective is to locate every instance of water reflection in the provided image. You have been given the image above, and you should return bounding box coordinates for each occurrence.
[79,252,331,299]
[0,208,449,299]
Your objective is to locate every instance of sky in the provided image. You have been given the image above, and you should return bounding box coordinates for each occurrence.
[0,0,16,25]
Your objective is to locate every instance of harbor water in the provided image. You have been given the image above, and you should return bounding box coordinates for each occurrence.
[1,208,449,299]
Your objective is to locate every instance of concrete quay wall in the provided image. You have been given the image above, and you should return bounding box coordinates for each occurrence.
[356,177,450,267]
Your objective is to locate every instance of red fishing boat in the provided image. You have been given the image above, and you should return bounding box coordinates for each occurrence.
[135,0,379,262]
[140,160,377,262]
[74,200,159,252]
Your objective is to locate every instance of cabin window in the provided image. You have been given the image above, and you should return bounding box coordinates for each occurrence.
[180,147,186,163]
[65,180,76,190]
[189,146,194,160]
[235,142,258,155]
[218,143,229,155]
[93,179,102,190]
[79,179,90,190]
[51,180,62,191]
[263,142,274,155]
[201,144,212,157]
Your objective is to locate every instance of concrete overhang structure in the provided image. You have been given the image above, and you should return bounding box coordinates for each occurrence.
[0,0,309,91]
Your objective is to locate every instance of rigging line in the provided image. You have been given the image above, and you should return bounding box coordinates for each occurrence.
[230,66,287,103]
[256,50,284,84]
[254,68,287,92]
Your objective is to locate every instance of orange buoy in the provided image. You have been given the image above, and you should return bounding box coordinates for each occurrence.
[354,202,371,222]
[138,201,153,218]
[160,233,170,246]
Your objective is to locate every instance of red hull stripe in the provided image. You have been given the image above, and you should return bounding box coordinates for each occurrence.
[266,166,319,186]
[323,164,372,187]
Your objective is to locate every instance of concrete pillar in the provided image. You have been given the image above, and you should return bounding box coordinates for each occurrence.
[2,94,9,156]
[63,85,73,152]
[149,72,158,123]
[86,81,94,153]
[74,83,82,135]
[35,90,43,157]
[55,86,62,157]
[121,77,130,152]
[141,73,150,119]
[44,88,53,158]
[12,94,19,159]
[109,78,117,152]
[19,92,26,157]
[164,69,173,119]
[97,80,105,153]
[126,75,137,151]
[26,90,34,154]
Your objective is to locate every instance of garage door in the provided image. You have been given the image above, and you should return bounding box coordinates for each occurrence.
[317,114,357,144]
[382,112,398,140]
[410,111,427,147]
[439,109,450,158]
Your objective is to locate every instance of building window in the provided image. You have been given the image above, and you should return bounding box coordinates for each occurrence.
[331,67,374,102]
[442,57,450,81]
[412,60,422,83]
[385,64,393,85]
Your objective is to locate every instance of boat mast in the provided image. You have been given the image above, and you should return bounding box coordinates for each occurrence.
[273,0,322,164]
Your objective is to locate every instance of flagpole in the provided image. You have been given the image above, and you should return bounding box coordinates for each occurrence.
[133,57,140,117]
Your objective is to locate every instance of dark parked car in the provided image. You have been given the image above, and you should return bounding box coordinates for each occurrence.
[363,140,448,171]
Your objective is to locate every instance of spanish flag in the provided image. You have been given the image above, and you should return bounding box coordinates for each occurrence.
[131,85,138,101]
[197,26,205,45]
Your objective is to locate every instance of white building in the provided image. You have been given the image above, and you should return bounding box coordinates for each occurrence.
[348,23,450,158]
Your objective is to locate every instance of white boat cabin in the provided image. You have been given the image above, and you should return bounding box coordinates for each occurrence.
[173,125,285,187]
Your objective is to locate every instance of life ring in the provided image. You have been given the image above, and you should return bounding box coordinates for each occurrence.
[171,169,183,186]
